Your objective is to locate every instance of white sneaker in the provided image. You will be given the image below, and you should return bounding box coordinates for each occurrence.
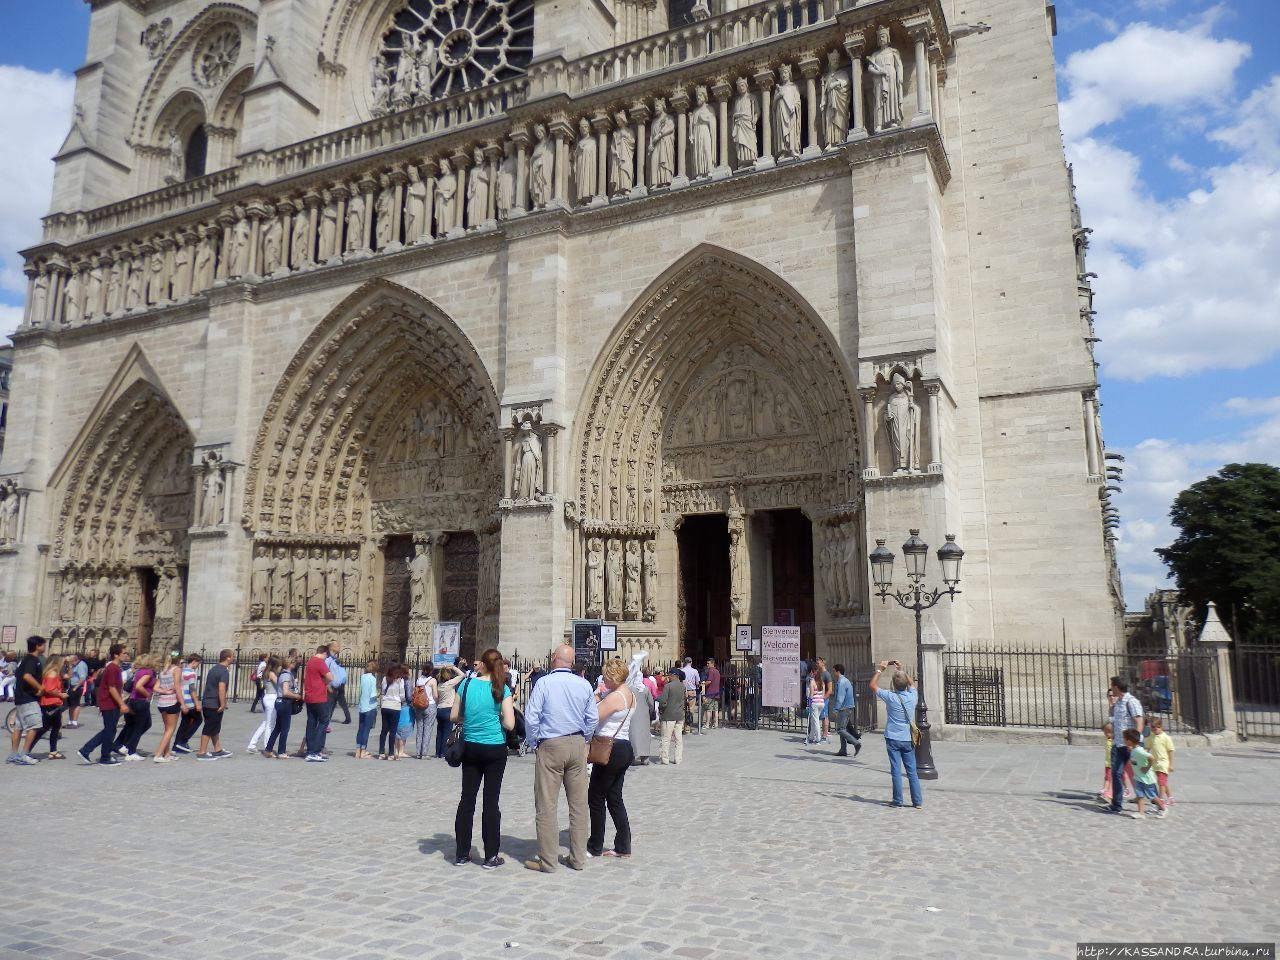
[1126,811,1144,819]
[152,755,172,763]
[125,752,144,762]
[246,746,259,754]
[113,747,128,757]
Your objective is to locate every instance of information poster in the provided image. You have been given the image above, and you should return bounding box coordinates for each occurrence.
[735,624,753,652]
[599,623,618,652]
[761,625,802,707]
[432,621,461,667]
[572,620,602,670]
[0,625,15,648]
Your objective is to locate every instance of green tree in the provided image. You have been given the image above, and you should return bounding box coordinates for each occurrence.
[1156,462,1280,643]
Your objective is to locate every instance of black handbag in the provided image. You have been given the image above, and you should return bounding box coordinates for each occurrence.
[445,679,470,767]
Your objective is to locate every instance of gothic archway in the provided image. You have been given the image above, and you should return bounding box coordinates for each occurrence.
[242,279,502,653]
[571,246,862,658]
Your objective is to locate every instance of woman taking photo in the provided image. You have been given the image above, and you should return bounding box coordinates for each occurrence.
[588,657,637,858]
[115,654,156,760]
[434,662,465,759]
[452,648,514,869]
[267,651,302,759]
[379,664,408,760]
[151,651,184,762]
[247,656,281,756]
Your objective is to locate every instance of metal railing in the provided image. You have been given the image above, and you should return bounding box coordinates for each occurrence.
[1232,643,1280,740]
[941,647,1224,735]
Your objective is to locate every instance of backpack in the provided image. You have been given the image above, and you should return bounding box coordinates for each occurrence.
[411,682,429,711]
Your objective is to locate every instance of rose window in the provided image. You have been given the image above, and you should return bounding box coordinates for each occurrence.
[373,0,534,107]
[192,26,241,89]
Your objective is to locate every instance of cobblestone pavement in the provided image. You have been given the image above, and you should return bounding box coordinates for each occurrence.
[2,708,1277,960]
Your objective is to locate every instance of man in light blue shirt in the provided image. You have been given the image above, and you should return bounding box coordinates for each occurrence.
[870,660,922,808]
[524,644,597,874]
[830,663,861,757]
[325,641,350,725]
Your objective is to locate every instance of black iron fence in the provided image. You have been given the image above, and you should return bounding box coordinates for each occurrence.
[1232,643,1280,740]
[942,647,1223,735]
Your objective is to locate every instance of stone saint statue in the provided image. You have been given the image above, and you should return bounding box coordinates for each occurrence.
[250,545,273,618]
[609,110,634,195]
[410,544,432,619]
[731,77,758,167]
[345,188,366,252]
[290,206,311,268]
[392,44,416,108]
[820,49,851,146]
[371,57,392,114]
[375,181,396,248]
[200,460,223,527]
[229,217,251,276]
[0,484,18,542]
[169,246,188,301]
[30,272,50,325]
[96,575,113,626]
[728,513,744,619]
[689,85,717,178]
[513,421,543,499]
[405,165,428,240]
[112,573,129,627]
[435,159,457,234]
[306,547,325,618]
[62,270,83,324]
[623,540,642,619]
[155,568,177,620]
[567,117,593,203]
[325,548,342,619]
[496,145,515,219]
[262,214,284,273]
[342,548,360,620]
[648,99,675,187]
[319,192,339,260]
[772,64,802,159]
[467,147,490,227]
[867,26,905,132]
[125,258,144,309]
[271,546,291,618]
[193,232,215,290]
[585,537,604,618]
[642,539,657,621]
[885,371,921,473]
[529,124,553,208]
[145,252,166,305]
[605,538,624,618]
[60,568,77,621]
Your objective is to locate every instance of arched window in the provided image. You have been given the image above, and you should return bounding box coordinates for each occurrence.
[184,124,208,180]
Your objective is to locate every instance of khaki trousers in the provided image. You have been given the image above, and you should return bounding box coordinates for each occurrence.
[533,735,589,870]
[659,719,683,763]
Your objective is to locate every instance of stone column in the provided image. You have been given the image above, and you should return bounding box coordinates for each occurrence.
[390,169,407,244]
[1196,602,1237,738]
[591,115,610,203]
[332,184,349,257]
[484,142,502,221]
[910,27,932,124]
[860,388,879,479]
[510,127,530,216]
[360,177,377,250]
[845,32,867,140]
[919,615,947,737]
[421,158,438,239]
[304,191,322,265]
[800,55,821,155]
[503,430,515,499]
[926,383,943,473]
[278,202,294,271]
[671,87,690,186]
[753,68,774,164]
[550,120,572,205]
[544,428,558,496]
[246,204,264,277]
[47,266,66,326]
[450,151,469,232]
[712,78,731,175]
[631,101,650,191]
[216,214,235,280]
[1083,391,1101,478]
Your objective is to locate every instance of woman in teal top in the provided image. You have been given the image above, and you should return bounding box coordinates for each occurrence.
[355,660,379,760]
[451,648,515,869]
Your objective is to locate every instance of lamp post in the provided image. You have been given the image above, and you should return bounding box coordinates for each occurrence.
[868,528,964,781]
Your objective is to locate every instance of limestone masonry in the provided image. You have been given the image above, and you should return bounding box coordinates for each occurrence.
[0,0,1122,669]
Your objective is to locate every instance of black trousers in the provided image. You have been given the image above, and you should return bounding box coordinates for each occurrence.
[588,739,634,856]
[379,707,400,755]
[176,708,202,747]
[455,741,508,861]
[115,702,152,754]
[328,685,351,723]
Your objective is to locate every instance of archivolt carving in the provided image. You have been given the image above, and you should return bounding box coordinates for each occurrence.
[53,381,195,567]
[573,247,861,527]
[243,279,501,538]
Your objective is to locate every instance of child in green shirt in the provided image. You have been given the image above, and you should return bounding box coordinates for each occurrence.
[1122,728,1167,819]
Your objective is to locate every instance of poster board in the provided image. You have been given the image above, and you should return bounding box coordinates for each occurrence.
[599,623,618,652]
[735,624,753,652]
[761,624,802,708]
[432,621,461,667]
[0,625,15,648]
[572,620,603,670]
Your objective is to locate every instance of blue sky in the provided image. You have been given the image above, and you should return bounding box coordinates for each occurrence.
[0,0,1277,609]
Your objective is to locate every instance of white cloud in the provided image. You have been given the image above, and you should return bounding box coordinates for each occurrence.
[1059,21,1249,141]
[1112,398,1280,608]
[0,65,76,341]
[1211,76,1280,164]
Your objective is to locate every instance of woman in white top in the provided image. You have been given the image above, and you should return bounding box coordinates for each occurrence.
[587,657,638,859]
[433,663,464,759]
[379,665,408,760]
[247,657,280,756]
[412,667,438,759]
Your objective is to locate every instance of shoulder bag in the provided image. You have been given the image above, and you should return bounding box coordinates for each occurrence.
[588,688,635,765]
[896,692,922,747]
[444,678,471,768]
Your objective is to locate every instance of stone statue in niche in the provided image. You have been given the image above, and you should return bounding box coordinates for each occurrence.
[885,371,921,473]
[725,375,753,438]
[325,548,342,619]
[229,217,251,276]
[820,49,851,146]
[529,123,553,208]
[435,159,457,233]
[30,272,49,325]
[642,539,657,621]
[262,214,284,273]
[585,537,604,618]
[342,547,360,620]
[167,129,183,182]
[467,147,490,227]
[345,187,367,252]
[375,178,396,248]
[841,524,861,613]
[319,191,340,260]
[111,573,129,627]
[63,271,82,324]
[732,77,758,166]
[370,57,392,114]
[727,513,744,619]
[610,110,634,196]
[392,44,416,108]
[573,117,596,202]
[405,165,428,240]
[867,25,905,132]
[496,145,515,219]
[155,567,178,620]
[689,85,716,178]
[96,574,112,625]
[59,568,77,620]
[410,540,432,618]
[193,231,215,290]
[512,420,543,499]
[773,64,802,159]
[0,482,19,543]
[307,547,326,618]
[623,540,641,620]
[271,546,291,618]
[250,544,273,617]
[124,258,144,310]
[77,576,93,624]
[200,458,223,527]
[605,537,623,618]
[648,98,675,187]
[84,264,103,318]
[169,246,188,300]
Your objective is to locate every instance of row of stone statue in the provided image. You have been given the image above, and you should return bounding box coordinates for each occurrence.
[55,564,183,627]
[816,522,863,618]
[249,545,361,621]
[585,536,657,622]
[26,33,911,331]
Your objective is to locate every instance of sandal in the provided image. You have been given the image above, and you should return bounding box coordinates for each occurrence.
[602,851,631,859]
[48,752,65,760]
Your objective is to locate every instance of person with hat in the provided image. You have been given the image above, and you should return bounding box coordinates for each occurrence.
[658,666,686,764]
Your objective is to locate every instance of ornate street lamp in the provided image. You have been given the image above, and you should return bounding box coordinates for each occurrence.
[869,529,964,780]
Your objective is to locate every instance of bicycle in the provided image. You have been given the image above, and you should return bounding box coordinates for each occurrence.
[4,705,15,734]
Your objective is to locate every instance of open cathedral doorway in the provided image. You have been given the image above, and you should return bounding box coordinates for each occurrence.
[766,509,816,662]
[677,515,731,665]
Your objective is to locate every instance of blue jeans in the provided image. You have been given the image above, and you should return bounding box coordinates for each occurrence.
[1109,743,1132,812]
[305,703,328,755]
[356,709,377,750]
[267,699,292,754]
[886,738,923,807]
[83,709,120,762]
